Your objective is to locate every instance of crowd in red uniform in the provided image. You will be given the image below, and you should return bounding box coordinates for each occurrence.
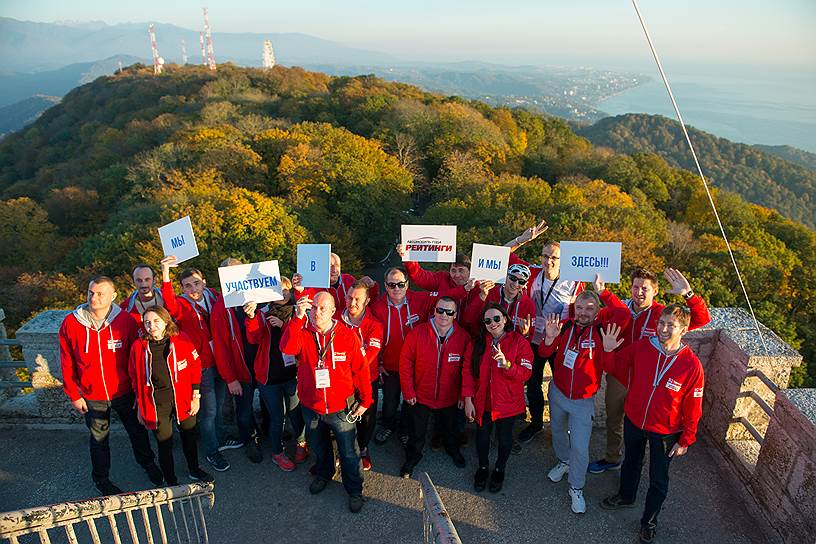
[58,221,709,543]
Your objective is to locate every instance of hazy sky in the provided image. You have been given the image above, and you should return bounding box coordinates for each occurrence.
[2,0,814,69]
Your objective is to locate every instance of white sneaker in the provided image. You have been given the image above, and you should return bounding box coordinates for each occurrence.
[547,461,570,482]
[569,487,586,514]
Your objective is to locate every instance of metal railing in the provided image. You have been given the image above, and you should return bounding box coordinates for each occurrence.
[419,472,462,544]
[0,483,215,544]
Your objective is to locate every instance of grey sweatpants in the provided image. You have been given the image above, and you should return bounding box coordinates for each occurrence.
[548,381,595,490]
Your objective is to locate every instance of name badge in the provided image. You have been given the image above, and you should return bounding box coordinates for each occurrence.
[693,387,704,398]
[665,378,682,392]
[580,340,596,349]
[369,338,381,348]
[176,358,188,370]
[448,354,461,363]
[641,328,656,338]
[406,314,420,325]
[107,339,122,351]
[562,349,578,370]
[283,354,297,367]
[334,352,346,362]
[315,368,331,389]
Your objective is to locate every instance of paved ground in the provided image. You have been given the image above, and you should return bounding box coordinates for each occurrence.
[0,421,778,544]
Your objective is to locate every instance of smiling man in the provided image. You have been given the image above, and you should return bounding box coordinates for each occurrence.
[120,263,164,325]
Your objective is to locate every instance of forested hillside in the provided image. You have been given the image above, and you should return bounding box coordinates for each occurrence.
[0,63,813,387]
[578,114,816,228]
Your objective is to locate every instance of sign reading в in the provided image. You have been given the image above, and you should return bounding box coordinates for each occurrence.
[559,241,622,283]
[469,244,511,284]
[218,260,284,308]
[401,225,457,263]
[158,216,199,264]
[297,244,331,288]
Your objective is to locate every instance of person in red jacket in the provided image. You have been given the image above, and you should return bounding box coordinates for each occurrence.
[340,280,383,471]
[292,252,379,316]
[280,291,372,513]
[369,267,471,446]
[463,264,536,337]
[599,305,704,544]
[159,256,230,472]
[589,267,711,475]
[538,278,631,515]
[399,296,471,478]
[129,307,213,485]
[120,263,164,325]
[59,276,161,495]
[463,303,533,493]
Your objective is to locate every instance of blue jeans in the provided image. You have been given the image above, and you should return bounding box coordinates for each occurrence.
[258,379,305,454]
[200,367,226,456]
[234,380,258,444]
[302,406,363,496]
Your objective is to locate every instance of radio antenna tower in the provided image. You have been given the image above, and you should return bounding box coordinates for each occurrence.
[181,39,188,65]
[148,24,164,75]
[199,32,207,65]
[262,40,275,70]
[203,8,217,71]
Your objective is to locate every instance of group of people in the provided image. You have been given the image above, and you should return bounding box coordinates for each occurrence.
[59,221,710,543]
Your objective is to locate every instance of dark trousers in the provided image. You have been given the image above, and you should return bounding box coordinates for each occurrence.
[153,390,199,483]
[357,380,379,451]
[380,370,407,434]
[526,348,553,428]
[258,379,305,454]
[303,406,363,496]
[619,416,680,528]
[476,413,516,471]
[234,380,258,444]
[406,403,458,462]
[85,392,155,483]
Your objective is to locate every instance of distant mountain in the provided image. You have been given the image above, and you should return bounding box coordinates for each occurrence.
[0,95,60,137]
[578,114,816,228]
[754,144,816,172]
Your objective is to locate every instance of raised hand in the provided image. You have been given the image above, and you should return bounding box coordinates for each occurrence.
[160,255,178,282]
[601,323,624,352]
[243,301,257,319]
[465,278,477,292]
[359,275,377,289]
[395,244,408,259]
[544,313,563,343]
[493,344,510,369]
[294,296,311,319]
[520,315,532,336]
[593,273,605,294]
[664,268,691,296]
[478,280,496,301]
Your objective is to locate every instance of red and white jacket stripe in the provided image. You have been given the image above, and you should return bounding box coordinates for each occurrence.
[161,281,219,368]
[210,297,251,384]
[462,331,534,425]
[128,332,201,430]
[340,310,384,384]
[604,336,704,447]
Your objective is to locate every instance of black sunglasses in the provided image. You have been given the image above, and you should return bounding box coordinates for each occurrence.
[507,274,527,285]
[482,315,503,324]
[386,281,407,289]
[435,308,456,316]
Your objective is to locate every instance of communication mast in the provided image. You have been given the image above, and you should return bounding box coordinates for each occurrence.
[262,40,275,70]
[199,32,207,65]
[203,8,217,71]
[148,24,164,75]
[181,39,188,65]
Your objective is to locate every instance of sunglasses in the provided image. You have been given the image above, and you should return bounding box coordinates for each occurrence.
[386,281,407,289]
[507,275,528,285]
[483,315,503,324]
[435,308,456,316]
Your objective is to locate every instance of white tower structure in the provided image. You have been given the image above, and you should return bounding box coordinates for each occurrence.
[199,32,207,65]
[181,40,188,65]
[203,8,217,71]
[262,40,276,70]
[148,24,164,75]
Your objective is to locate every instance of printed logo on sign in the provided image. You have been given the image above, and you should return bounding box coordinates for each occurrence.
[107,339,122,351]
[665,378,683,392]
[405,236,453,252]
[448,354,461,363]
[177,358,188,370]
[369,338,381,348]
[693,387,704,398]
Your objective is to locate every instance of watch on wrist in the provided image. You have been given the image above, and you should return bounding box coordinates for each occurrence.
[683,290,694,300]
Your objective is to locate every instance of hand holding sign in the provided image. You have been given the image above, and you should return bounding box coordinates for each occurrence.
[158,216,199,264]
[478,280,496,302]
[160,255,178,283]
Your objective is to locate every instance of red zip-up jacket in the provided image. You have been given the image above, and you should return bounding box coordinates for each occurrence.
[340,310,384,383]
[399,321,471,410]
[462,331,534,425]
[404,261,481,333]
[210,297,251,384]
[538,295,632,400]
[280,315,373,414]
[161,281,219,369]
[509,252,583,322]
[295,273,381,317]
[59,304,139,402]
[463,286,536,337]
[605,336,704,447]
[128,332,201,430]
[369,286,468,372]
[119,288,164,326]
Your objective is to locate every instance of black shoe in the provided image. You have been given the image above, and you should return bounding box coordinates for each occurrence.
[458,430,469,447]
[165,476,179,486]
[373,427,393,445]
[474,467,489,492]
[246,440,263,464]
[309,478,329,495]
[400,455,422,479]
[188,468,214,483]
[448,449,466,468]
[517,424,542,444]
[510,440,522,455]
[488,468,505,493]
[639,524,656,543]
[144,463,164,486]
[349,494,365,513]
[206,452,230,472]
[94,479,123,496]
[600,494,637,510]
[399,434,409,448]
[217,436,244,451]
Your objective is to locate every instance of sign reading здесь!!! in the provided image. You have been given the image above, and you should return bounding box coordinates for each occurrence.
[401,225,457,263]
[218,261,284,308]
[559,241,622,283]
[469,243,511,283]
[158,216,199,264]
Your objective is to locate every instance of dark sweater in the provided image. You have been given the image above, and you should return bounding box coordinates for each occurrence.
[264,301,296,385]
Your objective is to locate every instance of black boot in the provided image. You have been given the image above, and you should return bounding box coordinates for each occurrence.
[179,427,200,473]
[156,437,176,486]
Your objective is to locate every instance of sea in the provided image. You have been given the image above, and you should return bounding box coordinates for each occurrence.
[596,64,816,153]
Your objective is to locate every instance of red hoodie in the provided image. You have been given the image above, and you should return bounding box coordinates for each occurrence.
[295,273,381,317]
[59,305,139,402]
[399,321,471,410]
[161,281,219,368]
[463,286,536,338]
[279,316,373,414]
[128,332,201,430]
[404,261,481,332]
[605,337,704,447]
[462,331,533,425]
[340,310,384,383]
[210,297,251,384]
[119,288,164,326]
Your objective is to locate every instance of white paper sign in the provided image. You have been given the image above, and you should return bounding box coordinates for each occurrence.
[158,216,199,264]
[218,261,284,308]
[469,244,511,283]
[559,241,622,283]
[297,244,331,288]
[401,225,457,263]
